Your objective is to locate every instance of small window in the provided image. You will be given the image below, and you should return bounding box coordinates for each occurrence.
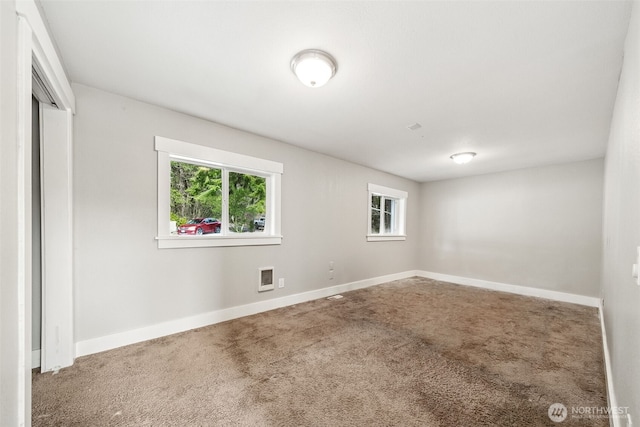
[367,183,407,242]
[156,136,283,248]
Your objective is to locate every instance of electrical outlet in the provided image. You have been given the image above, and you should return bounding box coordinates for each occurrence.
[329,261,334,269]
[329,270,334,280]
[278,278,285,288]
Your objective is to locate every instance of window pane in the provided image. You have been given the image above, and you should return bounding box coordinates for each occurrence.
[384,198,395,233]
[171,161,222,235]
[384,212,393,233]
[371,209,381,234]
[371,195,381,234]
[229,172,266,233]
[384,198,394,215]
[371,194,381,209]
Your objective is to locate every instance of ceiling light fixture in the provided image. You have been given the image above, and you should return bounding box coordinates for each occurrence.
[450,152,477,164]
[291,49,337,88]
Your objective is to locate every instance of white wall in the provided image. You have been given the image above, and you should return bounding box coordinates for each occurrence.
[602,0,640,419]
[72,83,420,344]
[0,0,31,426]
[418,159,604,296]
[0,0,23,424]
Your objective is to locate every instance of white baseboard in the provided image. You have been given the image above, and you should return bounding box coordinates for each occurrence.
[599,301,620,427]
[32,350,41,369]
[75,270,418,358]
[416,270,601,307]
[75,270,604,359]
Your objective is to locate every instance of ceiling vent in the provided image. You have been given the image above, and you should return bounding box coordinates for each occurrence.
[407,123,422,131]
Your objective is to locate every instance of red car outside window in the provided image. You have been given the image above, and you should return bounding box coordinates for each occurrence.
[177,218,221,235]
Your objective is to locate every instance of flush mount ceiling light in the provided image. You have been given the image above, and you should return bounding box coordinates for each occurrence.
[450,152,477,164]
[291,49,337,88]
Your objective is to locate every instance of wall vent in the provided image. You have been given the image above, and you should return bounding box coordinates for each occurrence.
[258,267,274,292]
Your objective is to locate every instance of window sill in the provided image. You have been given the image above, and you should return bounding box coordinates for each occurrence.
[157,235,283,249]
[366,234,406,242]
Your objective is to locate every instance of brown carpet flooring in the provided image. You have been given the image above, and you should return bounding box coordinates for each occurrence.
[32,277,607,426]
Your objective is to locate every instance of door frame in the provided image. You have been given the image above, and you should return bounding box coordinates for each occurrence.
[15,1,75,424]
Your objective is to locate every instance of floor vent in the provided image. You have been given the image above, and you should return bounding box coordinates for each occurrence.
[327,295,343,300]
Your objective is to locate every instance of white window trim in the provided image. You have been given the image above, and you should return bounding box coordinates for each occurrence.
[155,136,283,248]
[367,183,407,242]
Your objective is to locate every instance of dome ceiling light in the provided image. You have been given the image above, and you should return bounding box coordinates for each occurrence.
[450,152,477,164]
[291,49,337,88]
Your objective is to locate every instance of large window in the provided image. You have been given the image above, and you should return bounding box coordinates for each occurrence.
[156,136,282,248]
[367,183,407,241]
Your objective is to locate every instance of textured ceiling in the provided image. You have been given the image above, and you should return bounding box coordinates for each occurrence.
[39,1,632,182]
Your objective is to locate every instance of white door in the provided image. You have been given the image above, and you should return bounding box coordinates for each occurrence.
[39,104,74,372]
